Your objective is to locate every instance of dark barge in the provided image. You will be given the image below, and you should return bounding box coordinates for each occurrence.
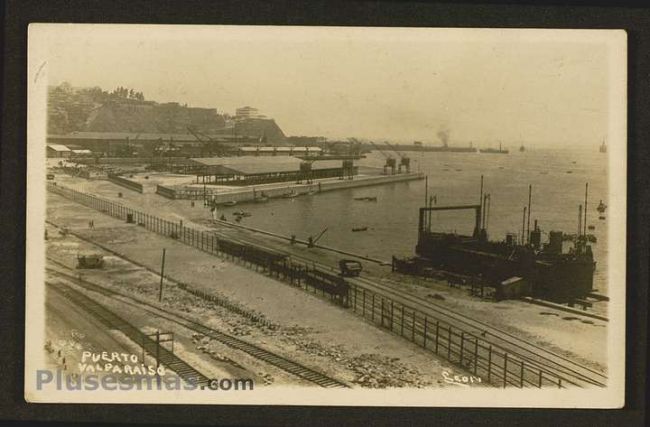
[393,179,596,303]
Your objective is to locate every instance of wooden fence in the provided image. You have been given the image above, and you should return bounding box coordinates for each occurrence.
[48,182,566,388]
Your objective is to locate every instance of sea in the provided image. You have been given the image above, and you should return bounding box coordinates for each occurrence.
[224,148,610,295]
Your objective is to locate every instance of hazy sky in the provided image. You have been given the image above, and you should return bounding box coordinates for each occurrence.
[34,25,624,147]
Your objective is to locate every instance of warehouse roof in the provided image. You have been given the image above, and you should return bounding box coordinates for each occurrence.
[238,146,322,152]
[47,131,252,142]
[190,156,344,175]
[47,144,71,152]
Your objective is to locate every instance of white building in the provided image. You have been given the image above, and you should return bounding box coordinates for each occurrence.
[235,106,264,120]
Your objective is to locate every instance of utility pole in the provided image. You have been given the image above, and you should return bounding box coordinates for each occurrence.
[159,248,166,302]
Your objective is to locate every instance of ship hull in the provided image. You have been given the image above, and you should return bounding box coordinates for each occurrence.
[414,233,594,302]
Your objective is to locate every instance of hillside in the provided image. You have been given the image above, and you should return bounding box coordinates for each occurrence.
[234,118,286,143]
[47,83,286,142]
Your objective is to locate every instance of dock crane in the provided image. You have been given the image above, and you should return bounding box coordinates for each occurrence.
[369,141,396,175]
[383,141,411,173]
[346,138,363,157]
[308,227,329,248]
[187,126,228,157]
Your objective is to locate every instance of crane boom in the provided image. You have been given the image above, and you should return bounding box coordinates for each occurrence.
[313,227,329,244]
[369,141,392,159]
[187,126,226,157]
[383,141,405,159]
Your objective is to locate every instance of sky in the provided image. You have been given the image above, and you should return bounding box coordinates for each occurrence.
[32,25,625,147]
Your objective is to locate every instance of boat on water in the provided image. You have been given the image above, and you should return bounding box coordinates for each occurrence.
[354,196,377,202]
[282,190,300,198]
[479,143,509,154]
[233,210,251,217]
[352,226,368,232]
[393,178,596,303]
[425,144,477,153]
[223,200,237,206]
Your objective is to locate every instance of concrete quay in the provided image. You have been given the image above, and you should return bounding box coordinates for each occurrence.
[157,172,425,203]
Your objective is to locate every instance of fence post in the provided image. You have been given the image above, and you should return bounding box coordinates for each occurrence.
[371,294,375,322]
[411,311,416,341]
[447,327,452,360]
[538,370,543,388]
[435,321,439,354]
[503,353,509,388]
[520,361,524,388]
[362,289,366,316]
[423,317,428,348]
[400,306,405,336]
[460,332,465,366]
[473,337,479,375]
[487,345,492,383]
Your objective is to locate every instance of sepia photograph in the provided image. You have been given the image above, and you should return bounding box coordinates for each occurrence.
[24,24,627,407]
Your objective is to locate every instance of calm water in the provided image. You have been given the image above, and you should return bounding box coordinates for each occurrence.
[223,148,609,294]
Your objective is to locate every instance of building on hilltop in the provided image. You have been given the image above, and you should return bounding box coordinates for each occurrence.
[235,106,265,120]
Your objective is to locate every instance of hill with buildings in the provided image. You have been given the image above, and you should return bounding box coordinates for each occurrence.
[47,83,286,143]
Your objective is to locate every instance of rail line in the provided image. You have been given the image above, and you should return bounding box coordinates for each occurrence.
[45,263,348,388]
[46,279,212,386]
[350,275,607,387]
[46,185,606,388]
[210,225,608,388]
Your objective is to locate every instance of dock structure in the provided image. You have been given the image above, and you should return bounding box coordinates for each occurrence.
[188,156,355,186]
[156,170,424,201]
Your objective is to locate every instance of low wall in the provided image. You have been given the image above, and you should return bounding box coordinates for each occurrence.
[76,157,191,165]
[107,174,143,193]
[156,184,178,199]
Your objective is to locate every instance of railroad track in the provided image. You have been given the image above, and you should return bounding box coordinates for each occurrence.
[350,275,607,388]
[45,190,606,388]
[210,225,608,388]
[46,279,212,386]
[45,262,348,389]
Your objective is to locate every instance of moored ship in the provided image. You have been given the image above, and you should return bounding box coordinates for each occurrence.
[479,142,509,154]
[393,178,596,302]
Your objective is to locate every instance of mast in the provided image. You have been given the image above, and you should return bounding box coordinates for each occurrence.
[584,183,588,237]
[522,207,527,245]
[578,204,583,238]
[486,194,491,232]
[526,185,532,244]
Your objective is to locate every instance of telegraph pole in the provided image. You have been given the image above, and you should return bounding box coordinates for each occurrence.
[158,248,166,302]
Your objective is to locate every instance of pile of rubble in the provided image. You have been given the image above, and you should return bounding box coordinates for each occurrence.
[191,333,244,368]
[346,353,433,388]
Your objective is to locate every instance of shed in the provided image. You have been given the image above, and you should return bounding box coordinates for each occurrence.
[47,144,71,158]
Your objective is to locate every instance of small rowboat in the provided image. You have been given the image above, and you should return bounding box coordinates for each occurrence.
[282,191,299,198]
